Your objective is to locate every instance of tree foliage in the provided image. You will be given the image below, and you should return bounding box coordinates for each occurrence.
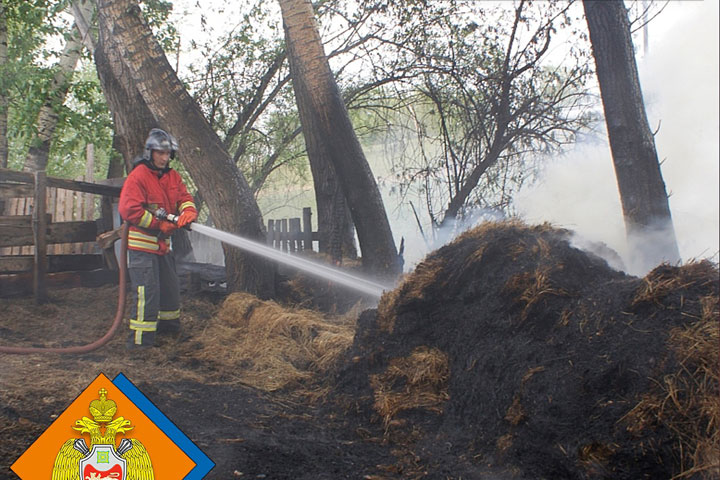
[1,0,177,179]
[178,0,594,245]
[2,1,110,177]
[5,0,597,252]
[341,0,594,238]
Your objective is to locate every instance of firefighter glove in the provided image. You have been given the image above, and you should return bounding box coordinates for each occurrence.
[176,209,198,228]
[159,221,178,236]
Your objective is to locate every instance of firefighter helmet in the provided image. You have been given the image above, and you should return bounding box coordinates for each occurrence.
[143,128,178,160]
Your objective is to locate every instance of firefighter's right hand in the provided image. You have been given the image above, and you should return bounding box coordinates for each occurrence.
[159,221,178,236]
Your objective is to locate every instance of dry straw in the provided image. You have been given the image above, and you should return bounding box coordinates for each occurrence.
[377,258,443,334]
[504,266,570,321]
[369,346,450,430]
[631,261,717,307]
[194,292,355,392]
[623,262,719,479]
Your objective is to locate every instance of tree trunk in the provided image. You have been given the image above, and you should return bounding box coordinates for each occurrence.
[439,139,505,230]
[97,0,276,297]
[94,12,154,174]
[290,57,357,263]
[339,201,357,260]
[307,143,355,263]
[583,0,681,271]
[22,1,93,172]
[0,3,8,169]
[70,0,96,51]
[279,0,399,278]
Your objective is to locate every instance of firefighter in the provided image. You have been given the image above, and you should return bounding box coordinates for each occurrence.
[118,128,198,348]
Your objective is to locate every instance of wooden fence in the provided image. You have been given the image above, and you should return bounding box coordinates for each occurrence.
[1,186,98,256]
[266,207,318,252]
[1,166,323,300]
[0,167,121,300]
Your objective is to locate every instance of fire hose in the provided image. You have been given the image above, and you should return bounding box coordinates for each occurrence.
[0,222,129,355]
[0,210,186,355]
[1,209,392,355]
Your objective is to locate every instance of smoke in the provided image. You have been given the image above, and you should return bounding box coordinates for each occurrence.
[640,0,719,263]
[380,188,509,271]
[514,1,719,276]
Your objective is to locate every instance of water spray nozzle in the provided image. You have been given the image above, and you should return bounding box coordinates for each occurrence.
[154,207,179,224]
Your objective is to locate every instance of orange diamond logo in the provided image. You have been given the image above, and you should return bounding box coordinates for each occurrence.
[11,373,213,479]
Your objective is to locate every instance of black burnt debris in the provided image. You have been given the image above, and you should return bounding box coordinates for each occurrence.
[338,220,719,479]
[1,220,717,479]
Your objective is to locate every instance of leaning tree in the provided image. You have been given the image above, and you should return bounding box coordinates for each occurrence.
[278,0,401,279]
[354,0,594,241]
[96,0,277,297]
[583,0,680,272]
[0,1,8,168]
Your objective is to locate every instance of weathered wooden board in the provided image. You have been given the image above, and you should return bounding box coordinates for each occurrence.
[0,214,52,226]
[0,254,104,273]
[47,188,58,254]
[0,220,98,247]
[34,170,48,303]
[0,269,118,298]
[0,183,33,198]
[0,168,121,197]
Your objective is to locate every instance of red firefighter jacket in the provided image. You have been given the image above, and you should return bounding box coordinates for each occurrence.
[118,162,197,255]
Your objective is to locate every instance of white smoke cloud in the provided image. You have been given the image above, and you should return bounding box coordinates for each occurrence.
[641,0,719,263]
[515,1,719,276]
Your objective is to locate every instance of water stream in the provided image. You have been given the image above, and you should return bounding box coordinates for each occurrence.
[191,223,394,297]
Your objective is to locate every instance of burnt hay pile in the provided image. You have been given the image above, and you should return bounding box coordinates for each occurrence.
[339,220,719,479]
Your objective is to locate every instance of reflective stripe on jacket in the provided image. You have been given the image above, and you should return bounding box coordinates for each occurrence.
[118,162,197,255]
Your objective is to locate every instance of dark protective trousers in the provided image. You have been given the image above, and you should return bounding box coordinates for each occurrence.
[127,249,180,346]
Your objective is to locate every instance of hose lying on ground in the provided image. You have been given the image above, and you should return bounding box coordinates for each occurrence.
[0,222,129,355]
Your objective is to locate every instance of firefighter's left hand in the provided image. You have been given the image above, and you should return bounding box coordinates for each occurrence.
[177,209,198,228]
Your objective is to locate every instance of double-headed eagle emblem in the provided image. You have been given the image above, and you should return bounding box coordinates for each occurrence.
[51,388,154,480]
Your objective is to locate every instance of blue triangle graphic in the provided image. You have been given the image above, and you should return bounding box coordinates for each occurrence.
[112,373,215,479]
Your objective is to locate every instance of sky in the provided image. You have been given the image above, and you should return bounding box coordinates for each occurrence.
[169,1,720,275]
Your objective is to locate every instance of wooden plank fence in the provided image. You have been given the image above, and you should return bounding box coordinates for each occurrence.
[0,167,122,301]
[0,186,99,256]
[266,207,319,253]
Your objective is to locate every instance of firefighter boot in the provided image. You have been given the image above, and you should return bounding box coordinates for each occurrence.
[127,320,157,349]
[157,318,181,336]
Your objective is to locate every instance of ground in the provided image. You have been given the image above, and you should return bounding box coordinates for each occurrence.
[1,221,718,479]
[0,286,402,479]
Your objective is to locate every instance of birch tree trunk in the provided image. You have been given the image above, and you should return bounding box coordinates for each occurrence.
[0,3,8,168]
[583,0,681,272]
[22,0,94,172]
[279,0,400,279]
[97,0,276,297]
[71,0,130,181]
